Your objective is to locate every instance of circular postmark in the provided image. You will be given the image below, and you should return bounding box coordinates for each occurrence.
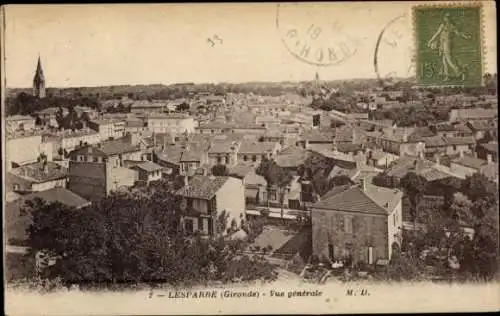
[374,14,415,85]
[276,4,367,67]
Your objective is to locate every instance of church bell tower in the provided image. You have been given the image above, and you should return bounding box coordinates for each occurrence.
[33,56,46,98]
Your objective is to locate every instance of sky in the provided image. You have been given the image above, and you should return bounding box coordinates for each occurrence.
[3,2,497,88]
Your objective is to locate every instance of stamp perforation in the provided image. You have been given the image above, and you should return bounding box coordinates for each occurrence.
[411,1,486,87]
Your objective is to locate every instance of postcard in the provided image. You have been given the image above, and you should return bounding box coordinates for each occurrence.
[2,2,499,315]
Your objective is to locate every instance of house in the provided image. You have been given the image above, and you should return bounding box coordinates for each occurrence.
[208,140,239,167]
[228,165,267,207]
[34,107,69,128]
[175,176,246,236]
[67,138,143,201]
[384,155,465,187]
[73,106,98,120]
[179,144,209,176]
[238,141,281,164]
[276,146,309,175]
[265,175,303,210]
[364,149,399,169]
[429,124,460,138]
[130,161,163,184]
[448,108,497,123]
[476,141,498,163]
[130,100,166,113]
[466,120,498,141]
[7,161,68,194]
[6,133,44,170]
[5,115,36,133]
[311,180,403,265]
[5,187,91,246]
[450,154,498,181]
[144,114,196,135]
[54,128,101,153]
[153,146,184,176]
[87,119,126,141]
[364,127,423,157]
[423,136,475,157]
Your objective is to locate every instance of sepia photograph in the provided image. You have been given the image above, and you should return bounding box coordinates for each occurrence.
[2,2,499,315]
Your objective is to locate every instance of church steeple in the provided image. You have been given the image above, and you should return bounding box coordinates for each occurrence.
[33,55,46,98]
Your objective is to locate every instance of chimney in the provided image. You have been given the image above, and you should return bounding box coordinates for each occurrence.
[360,177,367,192]
[459,148,464,158]
[435,154,440,166]
[42,160,48,174]
[487,154,492,164]
[402,129,408,142]
[418,149,424,160]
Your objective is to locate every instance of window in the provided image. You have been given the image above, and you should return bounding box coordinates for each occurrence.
[243,155,248,161]
[328,243,335,261]
[13,184,20,191]
[393,213,396,226]
[225,155,230,164]
[345,216,353,234]
[217,157,222,164]
[367,247,374,264]
[252,155,257,162]
[93,157,98,163]
[452,145,457,150]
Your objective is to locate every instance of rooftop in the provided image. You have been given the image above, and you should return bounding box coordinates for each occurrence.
[313,183,402,215]
[239,141,278,154]
[176,176,230,200]
[479,141,498,154]
[70,137,140,157]
[10,161,68,183]
[451,155,488,170]
[6,115,34,121]
[131,161,163,172]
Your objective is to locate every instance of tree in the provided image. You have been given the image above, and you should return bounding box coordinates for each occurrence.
[23,187,278,290]
[211,164,229,176]
[256,158,293,218]
[329,175,352,187]
[400,172,427,227]
[461,173,497,202]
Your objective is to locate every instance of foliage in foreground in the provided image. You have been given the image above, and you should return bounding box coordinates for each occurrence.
[20,183,277,290]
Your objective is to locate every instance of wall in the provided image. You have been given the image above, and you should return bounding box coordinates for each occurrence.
[445,144,473,156]
[216,177,246,231]
[6,135,43,170]
[68,161,107,201]
[450,163,478,178]
[311,209,389,264]
[387,200,403,259]
[107,167,137,193]
[31,178,67,192]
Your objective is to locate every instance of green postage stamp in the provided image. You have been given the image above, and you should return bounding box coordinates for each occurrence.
[413,3,484,87]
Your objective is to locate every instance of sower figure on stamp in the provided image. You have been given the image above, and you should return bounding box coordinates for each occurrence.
[427,12,471,81]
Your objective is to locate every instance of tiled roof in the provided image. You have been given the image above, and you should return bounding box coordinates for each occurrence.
[313,184,402,215]
[451,155,487,170]
[301,130,334,143]
[10,161,68,183]
[239,141,278,154]
[228,164,254,178]
[132,161,163,172]
[208,140,238,154]
[180,148,204,162]
[176,176,229,200]
[480,141,498,154]
[71,138,141,157]
[154,147,184,165]
[432,123,456,132]
[451,108,497,120]
[328,165,359,180]
[337,143,363,153]
[5,188,91,242]
[467,120,498,131]
[276,146,309,168]
[6,115,34,121]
